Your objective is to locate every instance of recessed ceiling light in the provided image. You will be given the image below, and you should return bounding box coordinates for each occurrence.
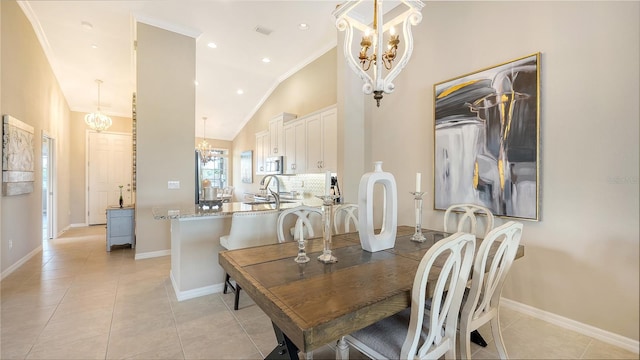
[298,23,310,31]
[91,43,98,49]
[207,42,217,49]
[81,21,93,30]
[262,58,271,63]
[237,89,244,95]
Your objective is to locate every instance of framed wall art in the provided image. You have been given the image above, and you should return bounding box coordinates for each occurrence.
[433,53,540,220]
[2,115,35,196]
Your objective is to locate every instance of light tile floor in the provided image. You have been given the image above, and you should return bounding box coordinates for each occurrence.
[1,226,637,359]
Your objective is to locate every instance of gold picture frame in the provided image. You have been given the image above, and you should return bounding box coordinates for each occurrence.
[433,53,540,220]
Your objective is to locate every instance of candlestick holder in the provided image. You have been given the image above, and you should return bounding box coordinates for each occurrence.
[294,226,310,264]
[316,195,339,263]
[410,191,426,242]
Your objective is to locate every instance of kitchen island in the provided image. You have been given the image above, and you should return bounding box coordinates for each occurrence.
[152,199,319,301]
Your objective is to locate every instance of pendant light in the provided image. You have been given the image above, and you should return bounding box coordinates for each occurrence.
[84,79,113,132]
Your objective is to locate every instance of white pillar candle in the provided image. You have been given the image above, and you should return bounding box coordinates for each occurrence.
[325,171,331,196]
[415,173,421,192]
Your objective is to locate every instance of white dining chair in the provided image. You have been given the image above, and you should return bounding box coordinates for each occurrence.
[459,221,523,359]
[276,205,322,243]
[443,203,495,348]
[444,203,495,237]
[333,203,358,234]
[336,232,476,360]
[221,186,234,202]
[220,210,280,310]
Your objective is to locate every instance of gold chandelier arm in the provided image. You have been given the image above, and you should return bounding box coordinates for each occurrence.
[336,16,375,95]
[379,8,423,94]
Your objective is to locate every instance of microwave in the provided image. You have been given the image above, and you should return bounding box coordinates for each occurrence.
[264,156,284,175]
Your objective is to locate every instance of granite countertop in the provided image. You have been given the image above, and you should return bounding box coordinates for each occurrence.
[152,199,322,220]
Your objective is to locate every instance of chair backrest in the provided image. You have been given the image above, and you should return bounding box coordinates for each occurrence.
[277,205,323,242]
[461,221,523,326]
[333,204,359,234]
[444,203,494,237]
[401,232,476,359]
[224,210,280,250]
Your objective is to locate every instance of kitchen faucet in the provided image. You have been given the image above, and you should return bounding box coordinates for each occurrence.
[259,175,281,209]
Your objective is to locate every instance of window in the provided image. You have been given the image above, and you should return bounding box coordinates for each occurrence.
[200,149,228,189]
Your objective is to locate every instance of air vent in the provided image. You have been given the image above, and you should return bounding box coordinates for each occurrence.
[254,26,273,36]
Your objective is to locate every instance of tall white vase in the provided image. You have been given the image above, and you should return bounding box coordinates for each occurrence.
[358,161,398,252]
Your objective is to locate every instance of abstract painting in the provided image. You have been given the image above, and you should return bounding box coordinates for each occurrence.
[434,53,540,220]
[2,115,35,196]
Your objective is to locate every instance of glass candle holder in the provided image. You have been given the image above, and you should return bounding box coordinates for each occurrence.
[294,225,310,264]
[316,195,339,263]
[410,191,426,242]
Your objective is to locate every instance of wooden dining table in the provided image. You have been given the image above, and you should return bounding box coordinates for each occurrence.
[218,225,524,360]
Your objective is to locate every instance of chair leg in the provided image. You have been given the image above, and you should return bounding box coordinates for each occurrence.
[458,329,471,360]
[470,330,487,347]
[490,316,509,359]
[336,337,349,360]
[234,284,241,310]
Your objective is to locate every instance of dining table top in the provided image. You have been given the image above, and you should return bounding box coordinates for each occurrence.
[218,225,524,354]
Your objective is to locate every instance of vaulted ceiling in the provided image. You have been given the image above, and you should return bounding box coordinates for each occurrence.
[20,1,341,140]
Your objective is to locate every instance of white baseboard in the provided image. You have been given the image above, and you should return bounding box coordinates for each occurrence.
[134,249,170,260]
[170,271,224,302]
[501,298,639,354]
[69,223,87,228]
[1,245,43,281]
[55,225,71,238]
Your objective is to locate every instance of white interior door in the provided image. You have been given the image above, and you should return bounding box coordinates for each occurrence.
[88,132,132,225]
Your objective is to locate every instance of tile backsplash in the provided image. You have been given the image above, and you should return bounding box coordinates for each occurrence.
[264,173,331,199]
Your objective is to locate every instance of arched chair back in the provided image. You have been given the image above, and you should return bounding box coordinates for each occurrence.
[337,232,476,360]
[333,204,358,234]
[277,205,323,243]
[220,210,279,310]
[444,203,494,237]
[459,221,523,359]
[221,210,280,250]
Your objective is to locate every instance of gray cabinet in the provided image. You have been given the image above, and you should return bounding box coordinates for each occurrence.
[106,206,135,251]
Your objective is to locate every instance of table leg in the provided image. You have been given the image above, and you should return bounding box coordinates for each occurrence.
[470,329,488,347]
[265,322,299,360]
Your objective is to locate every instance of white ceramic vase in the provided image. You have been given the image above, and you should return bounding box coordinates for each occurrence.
[358,161,398,252]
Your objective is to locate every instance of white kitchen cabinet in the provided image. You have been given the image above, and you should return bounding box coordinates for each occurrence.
[255,130,269,174]
[106,206,135,251]
[306,106,337,173]
[283,118,306,174]
[269,113,297,157]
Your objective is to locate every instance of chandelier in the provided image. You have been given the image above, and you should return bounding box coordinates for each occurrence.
[198,117,215,163]
[333,0,424,107]
[84,79,113,132]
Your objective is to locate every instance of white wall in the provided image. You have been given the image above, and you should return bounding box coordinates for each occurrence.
[339,1,638,341]
[1,1,72,275]
[135,23,196,256]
